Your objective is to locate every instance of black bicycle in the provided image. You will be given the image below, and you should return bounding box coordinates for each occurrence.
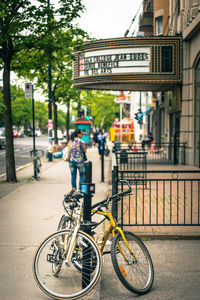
[30,149,44,180]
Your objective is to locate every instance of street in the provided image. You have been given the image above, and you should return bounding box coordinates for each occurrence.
[0,136,49,176]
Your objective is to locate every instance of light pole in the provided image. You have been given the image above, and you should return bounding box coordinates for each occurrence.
[47,0,53,161]
[47,62,53,161]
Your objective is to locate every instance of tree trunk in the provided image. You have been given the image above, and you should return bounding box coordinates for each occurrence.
[3,49,17,182]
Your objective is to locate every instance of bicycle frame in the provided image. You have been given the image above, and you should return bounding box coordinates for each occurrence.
[92,208,137,260]
[30,149,44,180]
[62,202,83,264]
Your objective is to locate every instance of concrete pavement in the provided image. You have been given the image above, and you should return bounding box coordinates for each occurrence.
[0,146,111,300]
[0,146,200,300]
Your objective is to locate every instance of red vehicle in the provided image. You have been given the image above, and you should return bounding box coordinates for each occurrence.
[13,129,19,138]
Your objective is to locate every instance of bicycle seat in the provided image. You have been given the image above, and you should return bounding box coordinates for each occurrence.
[72,191,84,200]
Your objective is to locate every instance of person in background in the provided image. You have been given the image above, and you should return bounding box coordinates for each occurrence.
[68,129,86,191]
[97,130,106,156]
[142,132,154,150]
[92,130,99,146]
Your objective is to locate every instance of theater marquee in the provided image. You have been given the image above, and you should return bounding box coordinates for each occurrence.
[73,37,182,91]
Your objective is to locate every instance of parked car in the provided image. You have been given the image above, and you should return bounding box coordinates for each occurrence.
[0,127,6,149]
[35,129,41,137]
[18,129,24,138]
[25,128,41,137]
[13,129,19,138]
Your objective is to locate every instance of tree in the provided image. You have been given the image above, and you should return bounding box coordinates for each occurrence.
[80,90,120,131]
[14,28,89,144]
[0,0,85,181]
[35,101,48,131]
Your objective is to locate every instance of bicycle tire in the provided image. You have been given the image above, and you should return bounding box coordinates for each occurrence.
[33,229,102,300]
[111,231,154,295]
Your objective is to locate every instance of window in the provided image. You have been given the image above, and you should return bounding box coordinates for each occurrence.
[156,16,163,36]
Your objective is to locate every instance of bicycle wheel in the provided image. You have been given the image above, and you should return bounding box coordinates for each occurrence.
[33,229,102,300]
[111,231,154,295]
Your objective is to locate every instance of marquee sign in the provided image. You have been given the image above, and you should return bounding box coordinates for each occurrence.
[79,47,150,76]
[73,37,182,91]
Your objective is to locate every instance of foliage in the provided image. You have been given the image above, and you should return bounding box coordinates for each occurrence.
[0,0,86,181]
[80,90,120,131]
[0,84,48,129]
[57,109,66,130]
[12,27,90,141]
[34,101,48,130]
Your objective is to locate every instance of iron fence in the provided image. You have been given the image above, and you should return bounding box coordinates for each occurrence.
[113,142,186,165]
[112,167,200,229]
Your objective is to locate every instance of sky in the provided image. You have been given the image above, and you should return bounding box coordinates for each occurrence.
[76,0,143,39]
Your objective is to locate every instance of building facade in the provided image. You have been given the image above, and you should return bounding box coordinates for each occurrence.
[138,0,200,166]
[167,0,200,166]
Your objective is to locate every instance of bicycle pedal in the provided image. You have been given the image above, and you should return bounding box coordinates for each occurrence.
[102,251,111,255]
[47,254,57,263]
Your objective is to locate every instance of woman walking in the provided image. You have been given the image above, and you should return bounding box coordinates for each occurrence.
[68,129,86,191]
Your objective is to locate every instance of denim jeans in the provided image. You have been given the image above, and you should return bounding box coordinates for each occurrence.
[69,161,84,190]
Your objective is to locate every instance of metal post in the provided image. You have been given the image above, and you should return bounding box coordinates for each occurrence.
[112,165,118,220]
[47,0,53,161]
[120,103,122,143]
[174,131,178,165]
[83,161,92,231]
[47,63,53,161]
[100,139,105,182]
[82,161,92,288]
[32,85,36,152]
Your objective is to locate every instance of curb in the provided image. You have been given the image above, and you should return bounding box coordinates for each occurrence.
[0,162,33,179]
[136,234,200,240]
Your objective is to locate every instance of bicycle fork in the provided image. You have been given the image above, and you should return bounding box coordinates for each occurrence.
[64,224,80,264]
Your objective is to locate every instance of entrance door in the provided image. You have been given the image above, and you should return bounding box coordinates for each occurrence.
[194,59,200,167]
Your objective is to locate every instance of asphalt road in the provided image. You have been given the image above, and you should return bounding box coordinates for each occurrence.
[0,136,48,176]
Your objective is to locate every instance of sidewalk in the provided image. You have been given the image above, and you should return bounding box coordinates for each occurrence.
[0,147,200,300]
[0,145,111,300]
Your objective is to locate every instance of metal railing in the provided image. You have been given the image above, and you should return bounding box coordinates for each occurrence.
[113,142,186,165]
[112,167,200,229]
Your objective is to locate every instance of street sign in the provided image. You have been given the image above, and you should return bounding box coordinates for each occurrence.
[25,83,32,99]
[114,92,128,103]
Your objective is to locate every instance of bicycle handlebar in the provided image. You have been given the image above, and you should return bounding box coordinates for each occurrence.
[91,180,132,209]
[109,180,132,202]
[30,149,44,157]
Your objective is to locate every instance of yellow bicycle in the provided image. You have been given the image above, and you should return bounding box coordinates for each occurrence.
[58,180,154,295]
